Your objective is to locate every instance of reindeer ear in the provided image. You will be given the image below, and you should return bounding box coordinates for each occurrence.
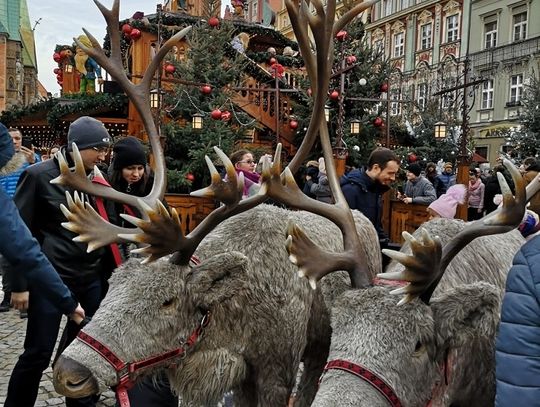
[430,282,501,349]
[188,251,249,308]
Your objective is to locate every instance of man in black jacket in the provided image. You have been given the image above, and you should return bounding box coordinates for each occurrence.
[340,147,400,245]
[4,116,117,407]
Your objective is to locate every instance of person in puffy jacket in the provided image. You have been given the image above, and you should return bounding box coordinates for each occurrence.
[495,232,540,406]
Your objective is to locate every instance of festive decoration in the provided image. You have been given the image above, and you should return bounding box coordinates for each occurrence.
[221,111,232,121]
[164,64,176,74]
[380,82,389,92]
[329,90,340,100]
[53,52,62,63]
[335,30,348,42]
[185,173,195,181]
[211,109,222,120]
[289,119,299,129]
[53,68,61,75]
[200,85,212,95]
[269,57,277,65]
[208,17,220,28]
[270,62,284,78]
[407,153,418,163]
[121,24,132,35]
[346,55,357,64]
[373,117,383,127]
[129,28,142,40]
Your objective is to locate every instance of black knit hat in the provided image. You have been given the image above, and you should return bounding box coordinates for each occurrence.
[407,163,422,177]
[112,136,147,170]
[67,116,112,151]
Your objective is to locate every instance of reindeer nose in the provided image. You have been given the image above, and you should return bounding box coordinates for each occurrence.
[53,355,99,398]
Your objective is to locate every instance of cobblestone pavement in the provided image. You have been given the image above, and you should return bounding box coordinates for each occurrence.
[0,292,116,407]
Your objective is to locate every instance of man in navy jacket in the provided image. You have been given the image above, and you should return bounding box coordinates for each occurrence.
[0,122,84,318]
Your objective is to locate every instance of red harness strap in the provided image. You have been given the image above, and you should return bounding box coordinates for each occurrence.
[76,312,210,407]
[322,359,403,407]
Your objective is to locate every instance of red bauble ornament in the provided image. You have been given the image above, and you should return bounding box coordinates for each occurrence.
[208,17,220,27]
[269,57,277,65]
[221,111,232,121]
[56,74,63,81]
[211,109,222,120]
[307,88,312,97]
[408,153,418,163]
[53,52,62,63]
[200,85,212,95]
[346,55,357,64]
[129,28,142,40]
[373,117,383,127]
[380,82,389,92]
[186,173,195,182]
[164,64,176,74]
[53,68,61,75]
[335,30,348,42]
[289,120,299,130]
[329,90,340,100]
[121,24,132,35]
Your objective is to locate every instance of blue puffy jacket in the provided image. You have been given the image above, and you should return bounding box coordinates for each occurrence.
[0,123,77,315]
[495,234,540,406]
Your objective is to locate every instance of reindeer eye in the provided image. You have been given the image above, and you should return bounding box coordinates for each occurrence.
[162,298,175,308]
[414,341,424,354]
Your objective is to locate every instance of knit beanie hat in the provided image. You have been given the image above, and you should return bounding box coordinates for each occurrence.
[67,116,112,151]
[112,136,147,170]
[407,163,422,177]
[444,162,453,169]
[0,123,15,170]
[428,184,467,219]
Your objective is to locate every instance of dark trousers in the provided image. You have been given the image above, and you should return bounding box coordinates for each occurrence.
[5,278,103,407]
[115,372,178,407]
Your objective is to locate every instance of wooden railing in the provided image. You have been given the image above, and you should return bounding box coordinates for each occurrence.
[164,194,218,235]
[387,200,430,244]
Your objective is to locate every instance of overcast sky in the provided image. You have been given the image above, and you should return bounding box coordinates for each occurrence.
[27,0,230,94]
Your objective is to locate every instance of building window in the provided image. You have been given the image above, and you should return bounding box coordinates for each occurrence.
[417,83,428,110]
[393,32,404,57]
[420,23,432,50]
[373,39,384,53]
[513,12,527,41]
[391,90,402,116]
[509,74,523,103]
[484,21,497,49]
[446,14,459,42]
[481,79,494,109]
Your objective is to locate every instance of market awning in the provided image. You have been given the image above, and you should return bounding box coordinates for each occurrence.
[472,152,489,163]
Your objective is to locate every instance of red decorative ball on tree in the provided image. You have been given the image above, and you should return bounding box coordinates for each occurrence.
[200,85,212,95]
[269,57,277,65]
[53,53,62,63]
[221,111,232,121]
[380,82,389,92]
[186,173,195,182]
[211,109,222,120]
[373,117,383,127]
[208,17,220,27]
[121,24,132,35]
[307,88,312,97]
[289,120,299,130]
[329,90,340,100]
[335,30,348,42]
[164,64,176,74]
[346,55,357,65]
[129,28,142,40]
[53,68,61,75]
[408,153,418,163]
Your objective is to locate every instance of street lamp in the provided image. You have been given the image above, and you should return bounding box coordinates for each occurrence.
[192,113,203,130]
[150,88,163,109]
[350,119,361,135]
[434,122,447,140]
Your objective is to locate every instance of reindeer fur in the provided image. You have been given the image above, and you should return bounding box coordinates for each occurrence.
[59,204,381,407]
[313,218,524,407]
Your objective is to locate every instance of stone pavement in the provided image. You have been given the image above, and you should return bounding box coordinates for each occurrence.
[0,295,116,407]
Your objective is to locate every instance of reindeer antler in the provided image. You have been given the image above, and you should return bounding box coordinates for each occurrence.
[52,0,192,214]
[380,159,537,304]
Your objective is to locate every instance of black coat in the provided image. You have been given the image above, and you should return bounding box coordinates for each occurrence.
[7,147,117,292]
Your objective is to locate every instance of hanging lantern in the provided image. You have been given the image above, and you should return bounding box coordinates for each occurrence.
[192,113,203,129]
[350,119,361,135]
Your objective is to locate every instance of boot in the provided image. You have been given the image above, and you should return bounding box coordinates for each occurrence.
[0,291,11,312]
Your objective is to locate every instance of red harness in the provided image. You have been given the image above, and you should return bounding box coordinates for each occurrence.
[76,312,210,407]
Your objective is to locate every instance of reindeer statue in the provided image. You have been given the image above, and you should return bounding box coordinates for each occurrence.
[51,1,537,407]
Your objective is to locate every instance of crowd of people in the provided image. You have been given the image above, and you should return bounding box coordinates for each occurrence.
[0,122,539,405]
